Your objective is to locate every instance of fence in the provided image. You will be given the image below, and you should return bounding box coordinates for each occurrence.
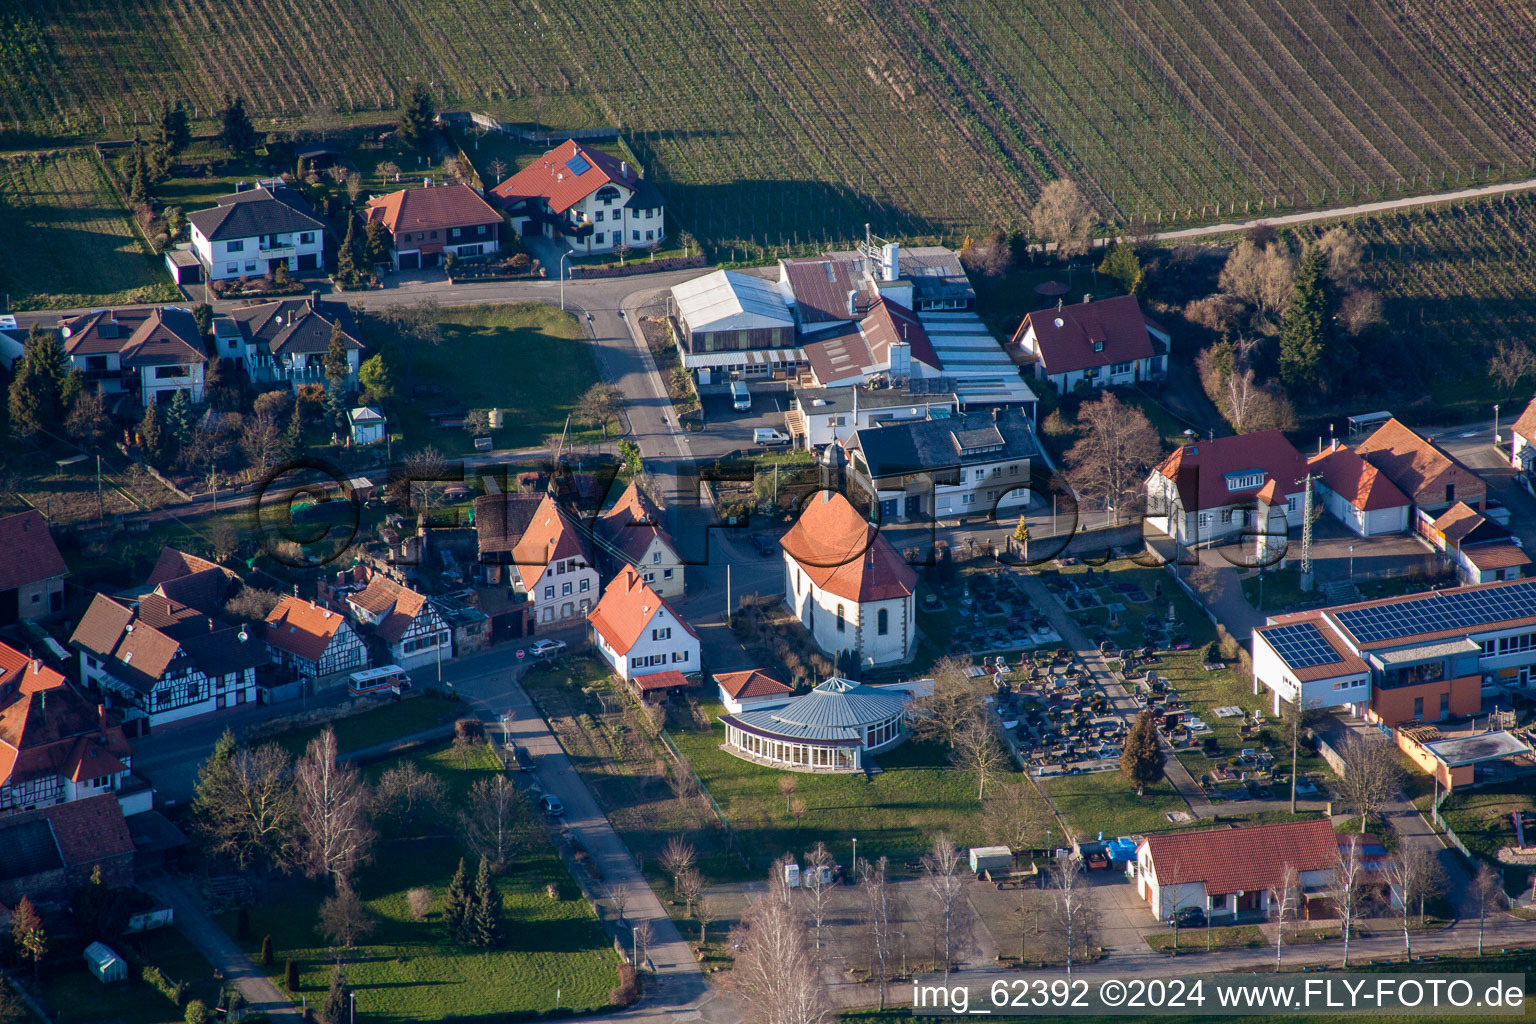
[440,111,619,144]
[1430,790,1475,859]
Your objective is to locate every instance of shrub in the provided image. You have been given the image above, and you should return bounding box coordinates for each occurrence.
[283,958,299,992]
[454,718,485,743]
[261,934,273,966]
[610,963,639,1007]
[143,965,189,1006]
[407,887,432,921]
[185,1000,211,1024]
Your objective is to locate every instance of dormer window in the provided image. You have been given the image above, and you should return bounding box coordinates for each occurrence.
[1224,469,1266,492]
[1092,340,1105,353]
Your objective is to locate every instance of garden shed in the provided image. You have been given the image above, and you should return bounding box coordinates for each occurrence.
[84,941,127,983]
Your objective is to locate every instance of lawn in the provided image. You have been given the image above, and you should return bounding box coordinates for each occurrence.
[1038,768,1192,839]
[40,927,221,1024]
[359,303,599,456]
[1437,780,1536,862]
[272,695,463,759]
[234,741,620,1023]
[0,150,179,309]
[1241,567,1325,616]
[668,700,998,877]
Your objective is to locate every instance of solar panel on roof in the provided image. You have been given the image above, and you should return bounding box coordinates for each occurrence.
[565,154,592,176]
[1333,579,1536,644]
[1263,622,1343,670]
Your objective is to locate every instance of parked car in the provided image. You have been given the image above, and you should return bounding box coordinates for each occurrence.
[751,534,777,556]
[1173,906,1206,928]
[754,427,791,446]
[529,639,567,658]
[730,381,751,411]
[539,794,565,816]
[511,745,534,771]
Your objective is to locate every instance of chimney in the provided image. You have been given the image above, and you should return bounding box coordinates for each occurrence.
[1056,297,1063,312]
[98,703,108,736]
[621,160,628,178]
[1083,293,1092,303]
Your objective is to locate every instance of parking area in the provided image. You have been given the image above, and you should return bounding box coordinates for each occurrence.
[693,385,795,457]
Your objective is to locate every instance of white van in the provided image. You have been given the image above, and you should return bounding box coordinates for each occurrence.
[730,381,751,412]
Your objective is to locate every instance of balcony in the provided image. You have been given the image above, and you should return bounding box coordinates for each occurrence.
[257,245,296,260]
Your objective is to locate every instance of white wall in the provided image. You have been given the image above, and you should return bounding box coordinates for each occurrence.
[719,688,794,714]
[633,537,685,599]
[194,225,325,281]
[529,560,600,628]
[594,602,699,681]
[783,552,915,666]
[1251,631,1369,714]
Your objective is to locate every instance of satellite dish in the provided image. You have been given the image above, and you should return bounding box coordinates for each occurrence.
[1054,317,1065,328]
[237,630,249,642]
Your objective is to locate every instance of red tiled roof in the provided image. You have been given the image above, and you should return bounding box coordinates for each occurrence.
[42,794,135,867]
[587,566,696,656]
[596,482,676,564]
[1140,819,1338,895]
[264,596,349,662]
[1356,418,1485,507]
[365,183,500,235]
[1307,445,1410,512]
[0,511,67,592]
[633,670,689,692]
[491,140,642,215]
[1513,397,1536,446]
[347,576,431,645]
[714,669,791,701]
[145,547,226,587]
[511,494,593,591]
[780,491,917,603]
[1253,611,1371,682]
[1432,502,1485,545]
[1153,431,1307,513]
[1013,295,1156,376]
[1465,544,1530,572]
[859,298,941,373]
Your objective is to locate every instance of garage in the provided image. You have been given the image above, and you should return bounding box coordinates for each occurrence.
[296,253,319,272]
[397,251,421,270]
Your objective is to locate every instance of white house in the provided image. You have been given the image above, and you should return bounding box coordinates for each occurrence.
[187,186,326,282]
[714,668,794,714]
[785,385,959,452]
[594,482,685,599]
[59,307,207,406]
[846,405,1039,524]
[1010,295,1170,393]
[321,567,453,671]
[1135,819,1343,923]
[1145,431,1308,551]
[212,294,364,390]
[781,491,918,667]
[588,566,700,684]
[263,595,370,684]
[492,140,665,255]
[364,183,503,270]
[511,494,601,631]
[349,406,386,446]
[1306,442,1411,537]
[1510,396,1536,491]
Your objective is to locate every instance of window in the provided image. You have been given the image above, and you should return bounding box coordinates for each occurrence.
[87,355,107,370]
[1092,340,1104,352]
[579,578,590,592]
[300,232,314,244]
[961,493,975,505]
[643,572,654,582]
[672,649,689,663]
[153,365,185,379]
[1112,361,1134,375]
[663,568,673,580]
[227,240,245,253]
[645,230,654,240]
[877,608,889,635]
[541,607,554,622]
[1438,692,1450,718]
[632,230,640,241]
[1445,483,1455,504]
[477,224,487,236]
[991,467,1001,477]
[543,585,554,600]
[836,604,846,632]
[1413,696,1424,719]
[653,551,662,563]
[245,262,257,272]
[595,211,604,222]
[1010,464,1019,476]
[430,230,438,239]
[226,263,239,275]
[987,490,997,501]
[653,627,672,641]
[451,227,461,238]
[562,581,573,596]
[974,469,985,481]
[594,232,605,245]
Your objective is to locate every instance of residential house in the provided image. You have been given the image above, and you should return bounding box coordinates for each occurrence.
[72,592,267,729]
[0,511,67,624]
[59,306,207,405]
[0,642,143,817]
[492,140,665,255]
[1135,819,1342,923]
[669,270,798,383]
[349,406,386,446]
[0,794,135,906]
[365,183,502,270]
[1355,417,1486,514]
[1306,442,1411,537]
[263,595,369,684]
[785,383,959,452]
[715,669,793,714]
[1509,396,1536,491]
[187,186,326,281]
[144,547,229,589]
[845,406,1038,523]
[781,491,918,667]
[594,482,685,599]
[778,241,975,333]
[1010,295,1170,393]
[472,492,547,639]
[1425,502,1528,584]
[1251,577,1536,730]
[510,493,600,631]
[319,566,452,671]
[213,293,364,389]
[1145,432,1308,552]
[587,566,700,690]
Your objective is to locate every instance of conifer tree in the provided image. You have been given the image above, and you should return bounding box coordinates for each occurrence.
[1098,240,1144,297]
[397,84,436,151]
[1279,247,1330,392]
[140,402,167,465]
[336,217,359,284]
[319,965,348,1024]
[1119,709,1164,797]
[167,389,194,449]
[364,221,393,270]
[8,325,64,437]
[220,95,256,156]
[282,405,305,460]
[469,856,504,948]
[442,857,472,941]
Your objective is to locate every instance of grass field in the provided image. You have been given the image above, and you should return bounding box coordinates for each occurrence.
[272,695,461,759]
[360,303,599,456]
[4,2,1535,248]
[41,927,221,1024]
[235,742,620,1023]
[1437,780,1536,862]
[0,150,178,308]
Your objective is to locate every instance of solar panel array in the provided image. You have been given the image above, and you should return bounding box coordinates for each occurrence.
[1333,579,1536,645]
[1263,622,1343,670]
[565,154,592,176]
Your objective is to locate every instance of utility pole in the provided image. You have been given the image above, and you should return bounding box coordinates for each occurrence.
[96,454,104,523]
[1298,471,1315,592]
[726,563,732,624]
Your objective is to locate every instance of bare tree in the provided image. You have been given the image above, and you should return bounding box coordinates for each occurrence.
[1338,289,1385,337]
[487,157,508,184]
[908,657,985,747]
[632,919,654,970]
[697,895,717,944]
[1064,392,1164,518]
[950,711,1008,800]
[375,762,446,824]
[240,411,286,479]
[1329,835,1367,967]
[576,383,622,437]
[1269,863,1299,972]
[194,740,297,872]
[778,775,798,816]
[1383,844,1441,959]
[1489,339,1536,393]
[1218,240,1295,322]
[406,887,431,921]
[676,867,704,917]
[1029,179,1096,256]
[987,778,1054,857]
[733,893,832,1024]
[295,727,376,885]
[608,883,631,927]
[923,833,969,983]
[1335,733,1401,834]
[1048,856,1096,978]
[859,856,893,1010]
[1313,226,1363,289]
[660,837,698,890]
[317,881,376,948]
[391,444,453,515]
[959,230,1015,278]
[800,842,835,954]
[1471,863,1507,956]
[460,774,519,869]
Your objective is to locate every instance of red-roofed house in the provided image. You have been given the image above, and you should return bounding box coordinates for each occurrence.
[263,595,369,683]
[319,566,452,670]
[0,510,67,624]
[1307,442,1411,537]
[595,483,684,599]
[1011,295,1170,393]
[715,669,793,714]
[587,566,699,689]
[781,491,917,667]
[511,493,600,631]
[1355,417,1485,513]
[1509,395,1536,489]
[491,140,665,255]
[0,793,135,905]
[1135,819,1340,923]
[58,306,209,405]
[1145,432,1307,550]
[1426,502,1529,585]
[365,183,502,270]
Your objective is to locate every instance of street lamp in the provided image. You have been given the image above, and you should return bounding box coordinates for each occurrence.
[1348,543,1356,580]
[559,250,572,311]
[349,991,356,1024]
[850,836,858,877]
[1494,403,1502,445]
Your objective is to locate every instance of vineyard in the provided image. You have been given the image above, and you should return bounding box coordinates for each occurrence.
[0,151,178,309]
[1,0,1534,249]
[1295,192,1536,415]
